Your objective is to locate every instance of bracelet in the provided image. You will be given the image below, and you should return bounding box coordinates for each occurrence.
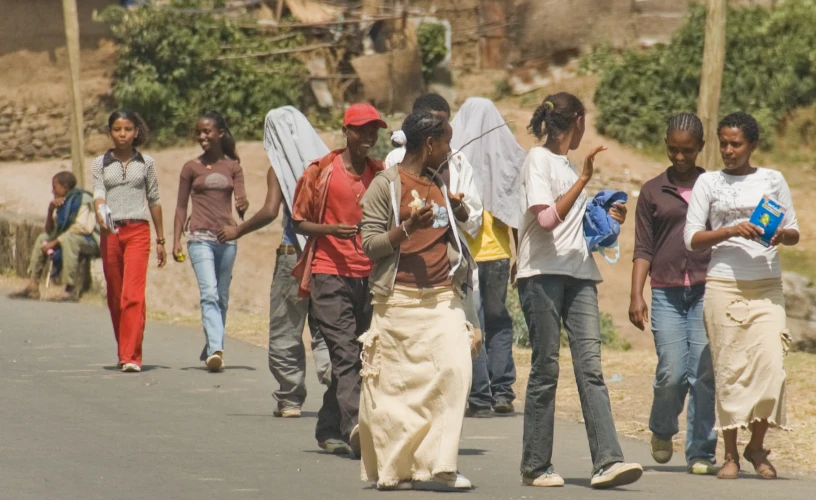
[156,237,166,245]
[402,224,411,238]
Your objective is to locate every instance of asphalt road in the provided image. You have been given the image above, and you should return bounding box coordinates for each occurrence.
[1,294,812,499]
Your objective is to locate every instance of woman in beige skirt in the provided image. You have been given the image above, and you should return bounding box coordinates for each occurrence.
[684,112,799,480]
[359,111,481,491]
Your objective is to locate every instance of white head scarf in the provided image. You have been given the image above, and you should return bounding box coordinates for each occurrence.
[263,106,330,249]
[450,97,527,229]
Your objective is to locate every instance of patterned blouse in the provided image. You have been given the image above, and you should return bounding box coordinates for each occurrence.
[92,149,161,222]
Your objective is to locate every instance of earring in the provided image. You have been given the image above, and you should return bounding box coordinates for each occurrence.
[428,147,433,156]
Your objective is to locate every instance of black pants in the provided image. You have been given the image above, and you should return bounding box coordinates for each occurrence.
[310,273,372,442]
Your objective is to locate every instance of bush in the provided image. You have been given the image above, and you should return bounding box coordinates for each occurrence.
[416,22,448,83]
[97,0,306,145]
[507,287,630,350]
[592,1,816,150]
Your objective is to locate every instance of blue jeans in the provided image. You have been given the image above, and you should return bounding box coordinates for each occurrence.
[469,259,517,409]
[518,274,624,476]
[649,285,717,464]
[188,241,237,360]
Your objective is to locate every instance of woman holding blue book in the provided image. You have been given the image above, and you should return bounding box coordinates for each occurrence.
[684,112,799,480]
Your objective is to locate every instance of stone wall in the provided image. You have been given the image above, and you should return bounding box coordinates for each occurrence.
[0,96,112,163]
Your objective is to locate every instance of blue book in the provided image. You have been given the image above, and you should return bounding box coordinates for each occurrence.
[749,195,786,247]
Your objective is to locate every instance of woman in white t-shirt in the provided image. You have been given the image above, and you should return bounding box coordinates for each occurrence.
[516,92,642,489]
[684,112,799,480]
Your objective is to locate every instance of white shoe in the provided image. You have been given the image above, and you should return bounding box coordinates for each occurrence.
[377,481,413,490]
[121,363,141,373]
[522,469,565,487]
[318,439,352,455]
[590,462,643,489]
[273,407,302,418]
[433,472,472,490]
[205,352,224,372]
[650,434,673,464]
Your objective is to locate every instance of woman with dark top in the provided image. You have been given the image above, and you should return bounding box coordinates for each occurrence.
[358,111,482,491]
[173,112,248,372]
[685,112,799,479]
[630,113,717,475]
[92,110,166,373]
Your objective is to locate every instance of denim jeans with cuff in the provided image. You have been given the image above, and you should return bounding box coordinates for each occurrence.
[188,240,237,360]
[518,274,624,477]
[649,284,717,465]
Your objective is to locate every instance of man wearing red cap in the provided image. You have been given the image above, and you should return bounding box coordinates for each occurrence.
[291,103,386,456]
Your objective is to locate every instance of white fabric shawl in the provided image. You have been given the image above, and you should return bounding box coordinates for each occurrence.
[450,97,527,229]
[263,106,330,249]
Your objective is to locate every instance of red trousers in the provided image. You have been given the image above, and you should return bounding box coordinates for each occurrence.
[100,222,151,366]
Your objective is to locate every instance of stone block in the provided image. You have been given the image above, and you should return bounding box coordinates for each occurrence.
[20,144,36,157]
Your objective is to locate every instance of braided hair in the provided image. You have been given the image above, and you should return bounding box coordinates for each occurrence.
[528,92,585,140]
[201,111,240,162]
[401,111,448,154]
[667,113,704,145]
[412,93,451,115]
[718,112,760,144]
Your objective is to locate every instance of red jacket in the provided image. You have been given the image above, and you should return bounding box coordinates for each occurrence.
[291,149,385,296]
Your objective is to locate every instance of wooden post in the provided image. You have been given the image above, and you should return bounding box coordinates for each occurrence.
[62,0,86,189]
[697,0,727,170]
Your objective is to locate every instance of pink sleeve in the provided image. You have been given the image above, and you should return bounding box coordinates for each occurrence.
[531,204,562,231]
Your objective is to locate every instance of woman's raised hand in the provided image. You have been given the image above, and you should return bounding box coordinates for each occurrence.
[581,145,607,182]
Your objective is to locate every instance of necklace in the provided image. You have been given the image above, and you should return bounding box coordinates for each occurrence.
[341,161,366,204]
[399,165,430,181]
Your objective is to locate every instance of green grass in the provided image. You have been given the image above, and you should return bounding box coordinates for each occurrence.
[507,287,630,350]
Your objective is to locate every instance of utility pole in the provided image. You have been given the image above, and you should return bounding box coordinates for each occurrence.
[697,0,727,170]
[62,0,86,189]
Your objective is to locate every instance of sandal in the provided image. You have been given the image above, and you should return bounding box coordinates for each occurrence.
[743,446,777,479]
[717,458,740,479]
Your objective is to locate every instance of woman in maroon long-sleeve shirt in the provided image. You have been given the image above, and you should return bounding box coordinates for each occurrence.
[629,113,716,475]
[173,112,248,372]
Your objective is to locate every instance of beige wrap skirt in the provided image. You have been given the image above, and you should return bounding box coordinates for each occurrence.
[358,285,474,487]
[703,277,792,431]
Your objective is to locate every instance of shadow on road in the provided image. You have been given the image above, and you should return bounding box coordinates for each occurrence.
[102,365,171,372]
[179,366,257,372]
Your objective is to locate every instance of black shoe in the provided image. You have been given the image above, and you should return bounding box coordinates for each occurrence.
[465,407,493,418]
[492,400,515,414]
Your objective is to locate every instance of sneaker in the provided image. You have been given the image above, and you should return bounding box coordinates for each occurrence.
[590,462,643,489]
[522,469,565,487]
[205,352,224,372]
[377,481,413,491]
[121,363,141,373]
[273,407,302,418]
[433,472,472,490]
[493,400,515,414]
[650,434,673,464]
[349,424,361,457]
[689,460,717,475]
[318,438,352,455]
[465,406,493,418]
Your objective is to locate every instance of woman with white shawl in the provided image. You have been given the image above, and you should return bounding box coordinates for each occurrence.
[450,97,528,417]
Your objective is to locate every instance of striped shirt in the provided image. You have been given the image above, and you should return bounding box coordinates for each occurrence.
[92,150,161,222]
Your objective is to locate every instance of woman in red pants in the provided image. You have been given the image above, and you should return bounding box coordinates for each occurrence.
[92,110,167,372]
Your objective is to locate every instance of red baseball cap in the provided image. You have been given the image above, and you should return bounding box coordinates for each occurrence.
[344,103,387,128]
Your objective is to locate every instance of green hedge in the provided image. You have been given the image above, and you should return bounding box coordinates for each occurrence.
[507,287,630,351]
[592,1,816,150]
[98,0,306,145]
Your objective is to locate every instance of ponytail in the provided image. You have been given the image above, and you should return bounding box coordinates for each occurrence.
[527,92,585,141]
[201,111,240,162]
